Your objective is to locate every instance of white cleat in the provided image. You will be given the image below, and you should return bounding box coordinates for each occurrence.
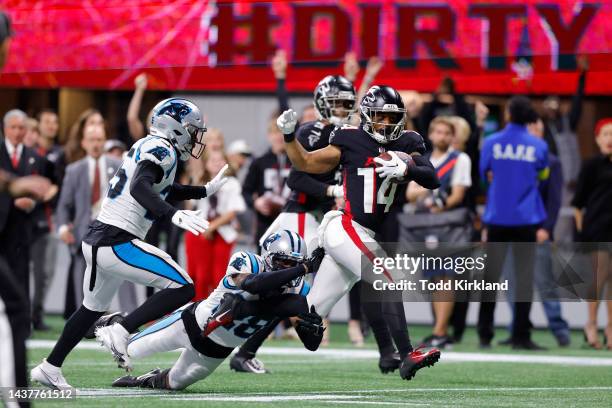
[95,322,132,371]
[30,359,73,390]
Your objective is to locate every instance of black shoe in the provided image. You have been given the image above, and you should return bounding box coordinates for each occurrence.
[420,335,453,350]
[33,320,51,331]
[229,354,268,374]
[84,312,125,339]
[379,353,401,374]
[498,337,512,346]
[555,334,571,347]
[203,293,240,337]
[399,347,441,381]
[512,340,547,351]
[113,368,170,389]
[479,340,492,349]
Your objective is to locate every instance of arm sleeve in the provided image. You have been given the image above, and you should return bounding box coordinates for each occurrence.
[276,78,290,112]
[239,264,307,294]
[167,183,207,201]
[129,160,177,219]
[286,169,329,198]
[409,155,441,190]
[569,71,586,131]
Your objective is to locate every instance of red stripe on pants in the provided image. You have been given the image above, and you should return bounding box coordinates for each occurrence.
[340,214,393,283]
[297,212,305,238]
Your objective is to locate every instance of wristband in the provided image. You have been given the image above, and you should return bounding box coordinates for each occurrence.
[283,132,296,143]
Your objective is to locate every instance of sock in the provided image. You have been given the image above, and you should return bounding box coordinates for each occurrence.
[121,284,194,333]
[383,301,413,359]
[47,306,104,367]
[362,301,395,356]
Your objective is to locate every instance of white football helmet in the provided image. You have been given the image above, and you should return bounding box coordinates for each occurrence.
[149,98,207,161]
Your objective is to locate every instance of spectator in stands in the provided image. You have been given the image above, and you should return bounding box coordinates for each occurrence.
[1,109,49,333]
[478,96,548,350]
[127,73,149,141]
[55,125,121,318]
[64,109,104,164]
[407,116,472,349]
[242,116,290,248]
[185,150,246,300]
[205,128,225,153]
[104,139,126,160]
[572,118,612,350]
[24,117,39,148]
[227,139,252,183]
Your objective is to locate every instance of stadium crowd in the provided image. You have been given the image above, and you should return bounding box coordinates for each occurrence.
[1,8,612,398]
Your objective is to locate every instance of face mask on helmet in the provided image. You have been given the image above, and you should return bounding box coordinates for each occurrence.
[361,105,406,144]
[183,123,207,160]
[320,93,356,126]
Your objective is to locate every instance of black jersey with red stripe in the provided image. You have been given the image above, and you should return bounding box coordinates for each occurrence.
[284,120,337,214]
[330,126,426,233]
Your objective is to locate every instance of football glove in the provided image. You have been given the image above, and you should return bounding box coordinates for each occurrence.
[374,151,407,179]
[295,306,325,351]
[204,163,230,197]
[304,247,325,274]
[277,109,298,135]
[171,210,209,235]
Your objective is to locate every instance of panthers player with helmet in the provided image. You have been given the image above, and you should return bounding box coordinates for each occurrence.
[229,75,353,373]
[31,98,230,390]
[277,85,443,380]
[111,230,325,390]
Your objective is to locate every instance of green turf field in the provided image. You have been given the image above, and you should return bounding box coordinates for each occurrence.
[27,316,612,407]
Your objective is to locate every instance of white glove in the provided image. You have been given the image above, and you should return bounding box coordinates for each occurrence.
[171,210,209,235]
[205,164,230,197]
[326,184,344,198]
[373,151,407,179]
[277,109,298,135]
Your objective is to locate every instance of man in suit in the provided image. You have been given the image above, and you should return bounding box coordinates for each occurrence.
[1,110,47,319]
[56,125,121,317]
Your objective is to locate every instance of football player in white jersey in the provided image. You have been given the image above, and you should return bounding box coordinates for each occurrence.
[31,98,230,390]
[111,230,325,390]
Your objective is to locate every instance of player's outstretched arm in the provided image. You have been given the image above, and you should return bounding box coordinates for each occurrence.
[277,109,341,174]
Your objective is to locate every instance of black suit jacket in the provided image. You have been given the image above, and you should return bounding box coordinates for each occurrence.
[0,140,46,246]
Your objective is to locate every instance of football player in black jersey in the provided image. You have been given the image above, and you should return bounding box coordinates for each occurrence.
[277,85,442,380]
[230,75,354,373]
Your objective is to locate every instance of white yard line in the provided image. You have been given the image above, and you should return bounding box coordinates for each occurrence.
[28,339,612,367]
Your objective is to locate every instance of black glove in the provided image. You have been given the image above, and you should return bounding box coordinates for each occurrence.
[295,306,325,351]
[304,247,325,274]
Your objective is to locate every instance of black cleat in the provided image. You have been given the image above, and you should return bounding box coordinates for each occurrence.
[113,368,171,389]
[399,347,441,381]
[85,312,125,339]
[202,293,240,337]
[379,353,401,374]
[512,340,547,351]
[229,354,268,374]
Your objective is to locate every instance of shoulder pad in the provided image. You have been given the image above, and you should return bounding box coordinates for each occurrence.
[226,252,264,276]
[138,137,176,170]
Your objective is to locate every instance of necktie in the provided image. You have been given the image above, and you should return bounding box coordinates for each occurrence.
[11,147,19,169]
[91,158,101,205]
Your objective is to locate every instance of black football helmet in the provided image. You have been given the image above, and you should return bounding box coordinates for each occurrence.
[314,75,356,126]
[360,85,407,144]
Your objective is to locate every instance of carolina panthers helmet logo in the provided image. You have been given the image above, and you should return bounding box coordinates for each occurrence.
[155,99,197,124]
[230,255,247,271]
[262,233,281,251]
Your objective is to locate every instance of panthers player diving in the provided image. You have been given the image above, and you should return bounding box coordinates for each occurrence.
[276,85,443,380]
[111,230,325,390]
[31,98,230,389]
[229,75,354,373]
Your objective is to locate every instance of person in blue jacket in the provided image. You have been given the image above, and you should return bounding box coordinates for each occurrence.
[478,96,549,350]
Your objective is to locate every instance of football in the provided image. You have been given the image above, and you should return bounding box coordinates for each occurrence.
[376,151,415,183]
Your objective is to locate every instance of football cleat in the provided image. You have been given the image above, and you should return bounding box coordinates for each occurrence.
[202,293,239,337]
[30,359,73,390]
[399,346,441,381]
[378,353,401,374]
[229,355,269,374]
[85,312,125,339]
[419,334,454,350]
[113,368,171,389]
[95,323,132,371]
